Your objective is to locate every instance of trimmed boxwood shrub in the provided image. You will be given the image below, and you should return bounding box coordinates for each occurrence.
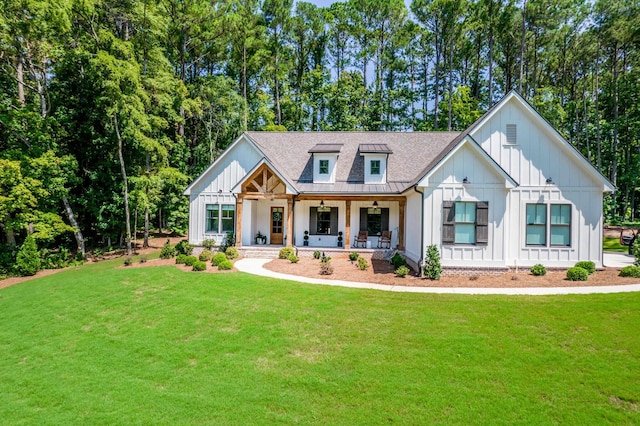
[211,252,227,266]
[348,252,359,261]
[199,250,213,261]
[225,247,239,260]
[313,250,321,259]
[218,259,233,270]
[279,247,294,259]
[192,261,207,271]
[391,253,406,269]
[202,238,216,250]
[184,255,198,267]
[175,240,194,256]
[620,265,640,278]
[530,264,547,276]
[159,240,176,259]
[574,261,596,275]
[176,254,188,264]
[566,266,589,281]
[357,256,369,270]
[288,254,299,263]
[395,265,410,278]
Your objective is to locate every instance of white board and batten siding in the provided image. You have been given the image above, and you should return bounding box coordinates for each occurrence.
[187,138,263,245]
[470,95,608,267]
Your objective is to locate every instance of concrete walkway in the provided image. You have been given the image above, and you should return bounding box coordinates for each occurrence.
[604,252,635,268]
[235,258,640,296]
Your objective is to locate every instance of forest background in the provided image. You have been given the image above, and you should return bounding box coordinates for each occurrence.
[0,0,638,273]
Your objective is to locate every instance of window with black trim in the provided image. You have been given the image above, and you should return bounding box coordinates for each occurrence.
[360,207,389,236]
[319,159,329,174]
[206,204,235,233]
[442,201,488,245]
[525,203,572,247]
[309,207,338,235]
[370,160,381,175]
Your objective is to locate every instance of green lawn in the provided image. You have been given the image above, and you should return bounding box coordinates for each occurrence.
[604,236,629,253]
[1,260,639,424]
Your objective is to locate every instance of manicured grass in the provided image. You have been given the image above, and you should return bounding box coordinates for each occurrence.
[1,260,639,424]
[604,236,629,253]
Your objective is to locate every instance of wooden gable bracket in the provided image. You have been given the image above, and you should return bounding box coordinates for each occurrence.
[241,163,286,195]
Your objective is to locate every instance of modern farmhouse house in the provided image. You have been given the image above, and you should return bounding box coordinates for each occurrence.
[184,91,614,269]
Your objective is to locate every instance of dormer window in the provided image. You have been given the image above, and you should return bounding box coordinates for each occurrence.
[370,160,381,175]
[319,159,329,174]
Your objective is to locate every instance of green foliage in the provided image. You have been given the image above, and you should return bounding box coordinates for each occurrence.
[319,261,333,275]
[225,247,239,260]
[395,265,410,278]
[313,250,321,259]
[184,256,198,267]
[357,257,369,271]
[279,247,295,259]
[217,259,233,270]
[40,248,72,270]
[211,252,227,266]
[192,261,207,271]
[574,261,596,275]
[633,239,640,267]
[424,245,442,281]
[320,255,332,264]
[566,267,589,281]
[123,256,134,266]
[160,240,176,259]
[221,234,236,252]
[202,239,216,250]
[288,254,299,263]
[176,254,188,264]
[15,235,41,276]
[348,252,359,261]
[619,266,640,278]
[530,264,547,276]
[139,255,148,263]
[391,253,406,269]
[199,250,213,261]
[175,240,194,256]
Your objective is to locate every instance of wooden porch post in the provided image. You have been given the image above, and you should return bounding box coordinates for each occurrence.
[287,196,293,247]
[398,198,405,250]
[345,200,351,250]
[235,196,243,247]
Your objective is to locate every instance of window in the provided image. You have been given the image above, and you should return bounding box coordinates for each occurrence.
[206,204,235,233]
[526,204,546,245]
[525,204,572,247]
[309,207,338,235]
[506,124,517,144]
[550,204,571,246]
[319,159,329,174]
[360,207,389,236]
[370,160,381,175]
[206,205,219,232]
[442,201,488,246]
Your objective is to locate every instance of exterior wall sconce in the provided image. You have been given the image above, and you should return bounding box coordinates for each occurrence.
[320,200,325,207]
[462,177,470,184]
[546,177,554,184]
[372,200,379,210]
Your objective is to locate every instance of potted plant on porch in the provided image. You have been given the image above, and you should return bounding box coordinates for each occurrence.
[255,231,267,244]
[337,231,343,247]
[303,230,309,246]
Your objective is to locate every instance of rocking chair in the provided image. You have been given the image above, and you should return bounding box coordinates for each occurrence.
[353,230,368,248]
[377,230,392,249]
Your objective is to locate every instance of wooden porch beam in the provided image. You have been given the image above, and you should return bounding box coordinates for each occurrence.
[345,200,351,250]
[398,198,405,250]
[235,197,243,247]
[287,198,293,247]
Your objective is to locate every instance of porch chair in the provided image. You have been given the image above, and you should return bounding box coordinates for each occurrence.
[377,230,392,249]
[353,230,368,248]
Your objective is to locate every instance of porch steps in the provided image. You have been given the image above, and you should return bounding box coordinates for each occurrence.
[240,247,282,259]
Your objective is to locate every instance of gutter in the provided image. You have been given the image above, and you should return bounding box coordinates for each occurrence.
[413,185,425,277]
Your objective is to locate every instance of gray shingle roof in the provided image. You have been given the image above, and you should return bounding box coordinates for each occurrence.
[245,131,461,194]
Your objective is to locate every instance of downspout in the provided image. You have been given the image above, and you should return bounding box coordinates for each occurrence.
[413,185,425,277]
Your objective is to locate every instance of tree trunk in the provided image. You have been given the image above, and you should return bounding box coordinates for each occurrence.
[114,114,132,256]
[595,35,601,169]
[63,196,85,255]
[144,206,150,248]
[518,0,527,94]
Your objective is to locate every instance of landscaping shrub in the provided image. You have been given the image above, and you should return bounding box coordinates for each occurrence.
[574,261,596,275]
[40,248,71,269]
[395,265,410,278]
[211,252,227,266]
[530,264,547,276]
[620,265,640,278]
[391,252,406,269]
[320,255,332,263]
[348,252,359,261]
[634,238,640,266]
[279,247,294,259]
[176,254,188,264]
[199,250,213,261]
[175,240,194,256]
[184,255,198,267]
[424,244,442,280]
[225,247,239,260]
[218,259,233,270]
[357,256,369,270]
[288,254,299,263]
[202,238,216,250]
[160,240,176,259]
[566,267,589,281]
[139,254,148,263]
[313,250,321,259]
[15,235,40,276]
[319,261,333,275]
[123,256,134,266]
[192,261,207,271]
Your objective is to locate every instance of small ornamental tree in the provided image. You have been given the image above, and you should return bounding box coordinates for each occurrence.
[424,245,442,280]
[15,235,41,276]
